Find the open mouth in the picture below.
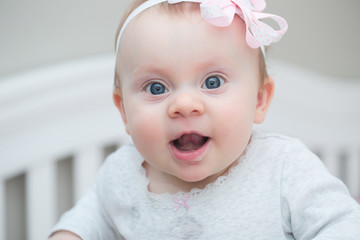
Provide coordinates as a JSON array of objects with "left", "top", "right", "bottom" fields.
[{"left": 172, "top": 133, "right": 209, "bottom": 152}]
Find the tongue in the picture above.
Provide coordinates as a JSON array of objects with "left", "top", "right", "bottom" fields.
[{"left": 174, "top": 134, "right": 207, "bottom": 151}]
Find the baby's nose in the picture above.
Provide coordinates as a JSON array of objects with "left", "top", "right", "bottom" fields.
[{"left": 167, "top": 92, "right": 205, "bottom": 118}]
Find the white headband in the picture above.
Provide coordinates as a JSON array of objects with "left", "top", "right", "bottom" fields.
[{"left": 115, "top": 0, "right": 288, "bottom": 56}]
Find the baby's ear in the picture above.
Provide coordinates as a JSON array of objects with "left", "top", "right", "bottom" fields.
[
  {"left": 113, "top": 90, "right": 130, "bottom": 135},
  {"left": 254, "top": 76, "right": 274, "bottom": 124}
]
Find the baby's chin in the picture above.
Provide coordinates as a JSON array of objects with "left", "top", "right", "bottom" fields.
[{"left": 173, "top": 168, "right": 226, "bottom": 190}]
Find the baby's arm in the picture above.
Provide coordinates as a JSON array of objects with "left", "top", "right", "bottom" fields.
[
  {"left": 49, "top": 230, "right": 82, "bottom": 240},
  {"left": 49, "top": 185, "right": 118, "bottom": 240},
  {"left": 281, "top": 143, "right": 360, "bottom": 239}
]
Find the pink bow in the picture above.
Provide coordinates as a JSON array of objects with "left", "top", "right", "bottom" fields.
[
  {"left": 173, "top": 194, "right": 190, "bottom": 211},
  {"left": 116, "top": 0, "right": 288, "bottom": 54},
  {"left": 198, "top": 0, "right": 288, "bottom": 48}
]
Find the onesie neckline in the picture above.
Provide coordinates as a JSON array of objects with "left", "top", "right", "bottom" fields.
[{"left": 134, "top": 132, "right": 258, "bottom": 209}]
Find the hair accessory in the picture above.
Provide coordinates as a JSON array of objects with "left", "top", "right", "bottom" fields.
[{"left": 116, "top": 0, "right": 288, "bottom": 55}]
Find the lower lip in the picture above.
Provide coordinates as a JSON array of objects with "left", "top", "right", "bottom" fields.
[{"left": 169, "top": 139, "right": 210, "bottom": 162}]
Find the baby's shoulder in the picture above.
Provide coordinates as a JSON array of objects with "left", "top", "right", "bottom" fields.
[
  {"left": 250, "top": 131, "right": 324, "bottom": 173},
  {"left": 105, "top": 144, "right": 140, "bottom": 164},
  {"left": 96, "top": 144, "right": 144, "bottom": 190},
  {"left": 92, "top": 144, "right": 146, "bottom": 210},
  {"left": 101, "top": 144, "right": 142, "bottom": 174},
  {"left": 251, "top": 131, "right": 310, "bottom": 156}
]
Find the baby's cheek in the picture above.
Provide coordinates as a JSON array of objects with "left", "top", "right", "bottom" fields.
[
  {"left": 128, "top": 114, "right": 164, "bottom": 153},
  {"left": 217, "top": 108, "right": 253, "bottom": 147}
]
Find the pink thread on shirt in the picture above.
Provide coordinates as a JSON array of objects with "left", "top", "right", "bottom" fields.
[{"left": 173, "top": 194, "right": 190, "bottom": 211}]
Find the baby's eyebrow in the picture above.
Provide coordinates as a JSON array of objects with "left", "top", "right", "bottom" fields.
[
  {"left": 129, "top": 65, "right": 173, "bottom": 84},
  {"left": 132, "top": 65, "right": 168, "bottom": 76}
]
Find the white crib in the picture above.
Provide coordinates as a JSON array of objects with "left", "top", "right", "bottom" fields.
[{"left": 0, "top": 55, "right": 359, "bottom": 240}]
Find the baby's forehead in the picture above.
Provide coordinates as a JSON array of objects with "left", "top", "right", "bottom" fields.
[{"left": 117, "top": 7, "right": 258, "bottom": 77}]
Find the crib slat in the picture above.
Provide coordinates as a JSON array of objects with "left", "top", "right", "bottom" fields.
[
  {"left": 0, "top": 181, "right": 5, "bottom": 240},
  {"left": 322, "top": 147, "right": 341, "bottom": 179},
  {"left": 346, "top": 147, "right": 360, "bottom": 197},
  {"left": 26, "top": 161, "right": 56, "bottom": 240},
  {"left": 74, "top": 147, "right": 103, "bottom": 201}
]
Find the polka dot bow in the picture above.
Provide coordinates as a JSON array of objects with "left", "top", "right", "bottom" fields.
[{"left": 197, "top": 0, "right": 288, "bottom": 48}]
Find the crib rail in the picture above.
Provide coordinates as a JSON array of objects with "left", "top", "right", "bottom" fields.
[
  {"left": 0, "top": 55, "right": 131, "bottom": 239},
  {"left": 0, "top": 55, "right": 359, "bottom": 240}
]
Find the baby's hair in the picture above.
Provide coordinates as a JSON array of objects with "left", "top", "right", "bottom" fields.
[{"left": 114, "top": 0, "right": 268, "bottom": 92}]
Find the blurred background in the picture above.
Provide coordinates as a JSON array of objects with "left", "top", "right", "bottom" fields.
[
  {"left": 1, "top": 0, "right": 360, "bottom": 79},
  {"left": 0, "top": 0, "right": 359, "bottom": 239}
]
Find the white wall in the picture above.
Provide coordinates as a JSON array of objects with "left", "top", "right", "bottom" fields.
[
  {"left": 1, "top": 0, "right": 360, "bottom": 79},
  {"left": 267, "top": 0, "right": 360, "bottom": 79}
]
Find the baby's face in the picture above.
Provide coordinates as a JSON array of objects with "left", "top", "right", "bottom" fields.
[{"left": 115, "top": 6, "right": 271, "bottom": 188}]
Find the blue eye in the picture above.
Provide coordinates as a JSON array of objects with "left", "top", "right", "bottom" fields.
[
  {"left": 146, "top": 82, "right": 168, "bottom": 95},
  {"left": 202, "top": 76, "right": 224, "bottom": 89}
]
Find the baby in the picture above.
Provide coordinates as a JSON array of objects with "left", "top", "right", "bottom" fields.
[{"left": 49, "top": 0, "right": 360, "bottom": 239}]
